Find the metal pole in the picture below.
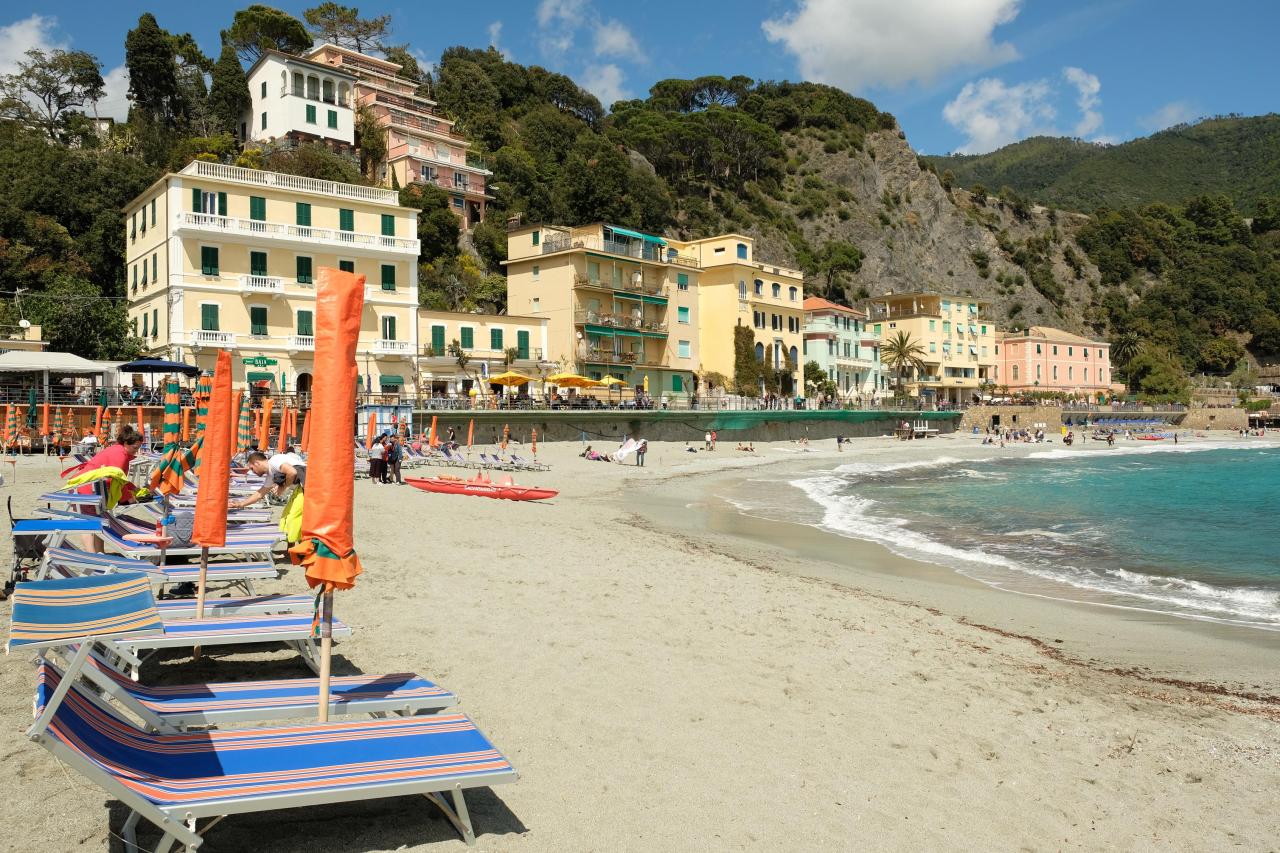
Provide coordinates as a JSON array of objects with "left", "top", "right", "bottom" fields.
[
  {"left": 193, "top": 545, "right": 209, "bottom": 660},
  {"left": 317, "top": 588, "right": 334, "bottom": 722}
]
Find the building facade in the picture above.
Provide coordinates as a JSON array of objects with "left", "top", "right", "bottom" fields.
[
  {"left": 801, "top": 297, "right": 884, "bottom": 400},
  {"left": 673, "top": 234, "right": 805, "bottom": 396},
  {"left": 994, "top": 326, "right": 1113, "bottom": 395},
  {"left": 243, "top": 50, "right": 356, "bottom": 149},
  {"left": 306, "top": 44, "right": 492, "bottom": 227},
  {"left": 504, "top": 223, "right": 702, "bottom": 398},
  {"left": 123, "top": 161, "right": 421, "bottom": 396},
  {"left": 867, "top": 292, "right": 996, "bottom": 405},
  {"left": 417, "top": 310, "right": 550, "bottom": 397}
]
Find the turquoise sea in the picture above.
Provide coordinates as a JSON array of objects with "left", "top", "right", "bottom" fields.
[{"left": 773, "top": 444, "right": 1280, "bottom": 630}]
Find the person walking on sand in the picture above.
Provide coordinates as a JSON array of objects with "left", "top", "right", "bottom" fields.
[
  {"left": 635, "top": 438, "right": 648, "bottom": 467},
  {"left": 710, "top": 430, "right": 718, "bottom": 450},
  {"left": 368, "top": 434, "right": 385, "bottom": 482},
  {"left": 704, "top": 431, "right": 711, "bottom": 450}
]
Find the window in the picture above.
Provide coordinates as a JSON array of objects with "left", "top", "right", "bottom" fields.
[
  {"left": 531, "top": 230, "right": 539, "bottom": 246},
  {"left": 677, "top": 306, "right": 690, "bottom": 324},
  {"left": 713, "top": 246, "right": 725, "bottom": 255},
  {"left": 151, "top": 252, "right": 158, "bottom": 283},
  {"left": 771, "top": 283, "right": 781, "bottom": 298},
  {"left": 929, "top": 320, "right": 936, "bottom": 331},
  {"left": 587, "top": 260, "right": 600, "bottom": 282},
  {"left": 452, "top": 196, "right": 463, "bottom": 209},
  {"left": 1012, "top": 365, "right": 1019, "bottom": 380},
  {"left": 151, "top": 309, "right": 158, "bottom": 338},
  {"left": 130, "top": 213, "right": 136, "bottom": 242},
  {"left": 381, "top": 264, "right": 396, "bottom": 291},
  {"left": 327, "top": 109, "right": 338, "bottom": 129},
  {"left": 339, "top": 208, "right": 354, "bottom": 232},
  {"left": 250, "top": 305, "right": 268, "bottom": 336},
  {"left": 261, "top": 81, "right": 267, "bottom": 98},
  {"left": 382, "top": 316, "right": 397, "bottom": 340},
  {"left": 460, "top": 326, "right": 474, "bottom": 349},
  {"left": 942, "top": 300, "right": 950, "bottom": 311},
  {"left": 339, "top": 260, "right": 354, "bottom": 273},
  {"left": 874, "top": 323, "right": 881, "bottom": 335},
  {"left": 1068, "top": 346, "right": 1073, "bottom": 356},
  {"left": 200, "top": 304, "right": 219, "bottom": 331},
  {"left": 250, "top": 196, "right": 266, "bottom": 221},
  {"left": 431, "top": 324, "right": 445, "bottom": 353},
  {"left": 1035, "top": 344, "right": 1042, "bottom": 354},
  {"left": 296, "top": 310, "right": 313, "bottom": 337},
  {"left": 788, "top": 286, "right": 798, "bottom": 301},
  {"left": 380, "top": 214, "right": 395, "bottom": 237},
  {"left": 1052, "top": 345, "right": 1058, "bottom": 355},
  {"left": 736, "top": 243, "right": 747, "bottom": 259},
  {"left": 677, "top": 273, "right": 689, "bottom": 291},
  {"left": 150, "top": 199, "right": 155, "bottom": 227},
  {"left": 296, "top": 256, "right": 313, "bottom": 284},
  {"left": 490, "top": 328, "right": 503, "bottom": 351},
  {"left": 296, "top": 202, "right": 311, "bottom": 227},
  {"left": 678, "top": 340, "right": 691, "bottom": 359},
  {"left": 942, "top": 321, "right": 951, "bottom": 333},
  {"left": 131, "top": 265, "right": 137, "bottom": 290},
  {"left": 738, "top": 280, "right": 747, "bottom": 299},
  {"left": 192, "top": 189, "right": 226, "bottom": 216},
  {"left": 754, "top": 279, "right": 763, "bottom": 295},
  {"left": 142, "top": 312, "right": 148, "bottom": 337},
  {"left": 754, "top": 342, "right": 764, "bottom": 362},
  {"left": 261, "top": 112, "right": 267, "bottom": 130},
  {"left": 1036, "top": 365, "right": 1042, "bottom": 380},
  {"left": 980, "top": 325, "right": 987, "bottom": 335},
  {"left": 141, "top": 258, "right": 147, "bottom": 284},
  {"left": 200, "top": 246, "right": 219, "bottom": 276},
  {"left": 930, "top": 342, "right": 936, "bottom": 353},
  {"left": 532, "top": 265, "right": 540, "bottom": 280},
  {"left": 139, "top": 209, "right": 145, "bottom": 236},
  {"left": 305, "top": 104, "right": 316, "bottom": 124},
  {"left": 1068, "top": 366, "right": 1074, "bottom": 380},
  {"left": 250, "top": 251, "right": 268, "bottom": 277},
  {"left": 517, "top": 330, "right": 530, "bottom": 359},
  {"left": 1097, "top": 348, "right": 1103, "bottom": 359},
  {"left": 1052, "top": 365, "right": 1058, "bottom": 380},
  {"left": 531, "top": 297, "right": 540, "bottom": 312},
  {"left": 673, "top": 374, "right": 684, "bottom": 392}
]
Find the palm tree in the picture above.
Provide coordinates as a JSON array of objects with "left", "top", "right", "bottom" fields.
[
  {"left": 881, "top": 331, "right": 927, "bottom": 400},
  {"left": 1110, "top": 331, "right": 1144, "bottom": 393}
]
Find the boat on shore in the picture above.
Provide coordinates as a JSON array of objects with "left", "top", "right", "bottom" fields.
[{"left": 405, "top": 475, "right": 558, "bottom": 502}]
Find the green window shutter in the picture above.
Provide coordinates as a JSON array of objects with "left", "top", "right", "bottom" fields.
[
  {"left": 297, "top": 310, "right": 313, "bottom": 337},
  {"left": 250, "top": 251, "right": 268, "bottom": 276},
  {"left": 460, "top": 327, "right": 474, "bottom": 349},
  {"left": 296, "top": 202, "right": 311, "bottom": 226},
  {"left": 381, "top": 264, "right": 396, "bottom": 290},
  {"left": 150, "top": 199, "right": 155, "bottom": 226},
  {"left": 250, "top": 306, "right": 267, "bottom": 336},
  {"left": 431, "top": 325, "right": 445, "bottom": 353},
  {"left": 381, "top": 214, "right": 395, "bottom": 236},
  {"left": 296, "top": 256, "right": 312, "bottom": 284},
  {"left": 250, "top": 196, "right": 265, "bottom": 221},
  {"left": 306, "top": 104, "right": 316, "bottom": 123},
  {"left": 327, "top": 109, "right": 337, "bottom": 129},
  {"left": 151, "top": 309, "right": 158, "bottom": 338},
  {"left": 382, "top": 316, "right": 396, "bottom": 340},
  {"left": 192, "top": 188, "right": 201, "bottom": 213},
  {"left": 490, "top": 328, "right": 503, "bottom": 351},
  {"left": 152, "top": 252, "right": 158, "bottom": 282},
  {"left": 531, "top": 230, "right": 539, "bottom": 246},
  {"left": 339, "top": 208, "right": 354, "bottom": 231},
  {"left": 677, "top": 272, "right": 688, "bottom": 288},
  {"left": 517, "top": 330, "right": 529, "bottom": 359},
  {"left": 217, "top": 192, "right": 227, "bottom": 216},
  {"left": 672, "top": 375, "right": 683, "bottom": 392},
  {"left": 200, "top": 246, "right": 219, "bottom": 276},
  {"left": 339, "top": 260, "right": 354, "bottom": 273},
  {"left": 677, "top": 306, "right": 689, "bottom": 324},
  {"left": 142, "top": 312, "right": 148, "bottom": 337},
  {"left": 201, "top": 304, "right": 219, "bottom": 331}
]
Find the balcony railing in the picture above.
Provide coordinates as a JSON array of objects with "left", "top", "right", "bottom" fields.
[
  {"left": 287, "top": 335, "right": 315, "bottom": 352},
  {"left": 240, "top": 274, "right": 285, "bottom": 295},
  {"left": 542, "top": 235, "right": 698, "bottom": 268},
  {"left": 580, "top": 350, "right": 664, "bottom": 368},
  {"left": 572, "top": 273, "right": 668, "bottom": 299},
  {"left": 574, "top": 310, "right": 668, "bottom": 335},
  {"left": 419, "top": 347, "right": 544, "bottom": 361},
  {"left": 280, "top": 86, "right": 353, "bottom": 109},
  {"left": 190, "top": 330, "right": 236, "bottom": 348},
  {"left": 181, "top": 160, "right": 398, "bottom": 204},
  {"left": 364, "top": 284, "right": 412, "bottom": 301},
  {"left": 372, "top": 339, "right": 412, "bottom": 356},
  {"left": 176, "top": 212, "right": 420, "bottom": 255}
]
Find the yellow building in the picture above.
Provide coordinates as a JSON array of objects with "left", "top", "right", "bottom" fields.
[
  {"left": 124, "top": 160, "right": 421, "bottom": 396},
  {"left": 503, "top": 223, "right": 701, "bottom": 397},
  {"left": 417, "top": 310, "right": 550, "bottom": 397},
  {"left": 669, "top": 234, "right": 804, "bottom": 394},
  {"left": 866, "top": 291, "right": 997, "bottom": 405}
]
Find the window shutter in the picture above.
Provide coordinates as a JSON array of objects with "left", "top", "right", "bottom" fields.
[
  {"left": 517, "top": 331, "right": 529, "bottom": 359},
  {"left": 142, "top": 313, "right": 148, "bottom": 337},
  {"left": 327, "top": 110, "right": 337, "bottom": 129},
  {"left": 201, "top": 304, "right": 218, "bottom": 331},
  {"left": 150, "top": 199, "right": 156, "bottom": 226},
  {"left": 217, "top": 192, "right": 227, "bottom": 216},
  {"left": 296, "top": 202, "right": 311, "bottom": 226},
  {"left": 381, "top": 214, "right": 395, "bottom": 236},
  {"left": 250, "top": 196, "right": 265, "bottom": 221},
  {"left": 251, "top": 306, "right": 267, "bottom": 336},
  {"left": 381, "top": 264, "right": 396, "bottom": 290},
  {"left": 431, "top": 325, "right": 445, "bottom": 353},
  {"left": 383, "top": 316, "right": 396, "bottom": 340},
  {"left": 490, "top": 328, "right": 503, "bottom": 351},
  {"left": 201, "top": 246, "right": 219, "bottom": 276},
  {"left": 339, "top": 260, "right": 354, "bottom": 273},
  {"left": 339, "top": 208, "right": 354, "bottom": 231},
  {"left": 460, "top": 327, "right": 474, "bottom": 349},
  {"left": 297, "top": 310, "right": 313, "bottom": 337},
  {"left": 250, "top": 251, "right": 267, "bottom": 276},
  {"left": 296, "top": 256, "right": 312, "bottom": 284},
  {"left": 673, "top": 375, "right": 683, "bottom": 392}
]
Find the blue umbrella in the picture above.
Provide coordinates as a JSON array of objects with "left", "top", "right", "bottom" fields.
[{"left": 118, "top": 358, "right": 200, "bottom": 377}]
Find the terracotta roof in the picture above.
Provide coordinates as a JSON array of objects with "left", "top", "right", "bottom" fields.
[{"left": 803, "top": 296, "right": 865, "bottom": 316}]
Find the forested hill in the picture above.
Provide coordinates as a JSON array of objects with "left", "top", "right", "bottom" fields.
[{"left": 924, "top": 115, "right": 1280, "bottom": 215}]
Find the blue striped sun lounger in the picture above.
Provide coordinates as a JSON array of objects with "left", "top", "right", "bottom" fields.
[
  {"left": 9, "top": 573, "right": 516, "bottom": 851},
  {"left": 41, "top": 545, "right": 279, "bottom": 594},
  {"left": 100, "top": 514, "right": 279, "bottom": 562}
]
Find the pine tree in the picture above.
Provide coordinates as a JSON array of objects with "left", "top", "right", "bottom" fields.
[
  {"left": 209, "top": 43, "right": 251, "bottom": 139},
  {"left": 125, "top": 13, "right": 180, "bottom": 126}
]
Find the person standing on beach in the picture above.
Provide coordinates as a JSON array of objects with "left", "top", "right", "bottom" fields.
[
  {"left": 387, "top": 435, "right": 404, "bottom": 484},
  {"left": 636, "top": 439, "right": 648, "bottom": 467},
  {"left": 368, "top": 435, "right": 385, "bottom": 482},
  {"left": 710, "top": 430, "right": 718, "bottom": 450},
  {"left": 704, "top": 431, "right": 712, "bottom": 450}
]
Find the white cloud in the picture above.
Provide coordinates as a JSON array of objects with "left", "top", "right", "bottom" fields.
[
  {"left": 0, "top": 14, "right": 66, "bottom": 75},
  {"left": 1063, "top": 66, "right": 1102, "bottom": 138},
  {"left": 593, "top": 20, "right": 644, "bottom": 62},
  {"left": 487, "top": 20, "right": 511, "bottom": 60},
  {"left": 536, "top": 0, "right": 588, "bottom": 27},
  {"left": 942, "top": 76, "right": 1055, "bottom": 153},
  {"left": 580, "top": 63, "right": 627, "bottom": 107},
  {"left": 1139, "top": 100, "right": 1197, "bottom": 133},
  {"left": 92, "top": 64, "right": 130, "bottom": 121},
  {"left": 762, "top": 0, "right": 1021, "bottom": 91}
]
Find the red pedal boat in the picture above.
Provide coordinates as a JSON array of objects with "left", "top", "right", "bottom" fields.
[{"left": 405, "top": 474, "right": 558, "bottom": 501}]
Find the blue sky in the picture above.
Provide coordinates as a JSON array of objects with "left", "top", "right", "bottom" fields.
[{"left": 2, "top": 1, "right": 1276, "bottom": 154}]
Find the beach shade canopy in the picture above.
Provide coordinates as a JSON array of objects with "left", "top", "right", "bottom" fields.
[
  {"left": 546, "top": 373, "right": 604, "bottom": 388},
  {"left": 488, "top": 371, "right": 532, "bottom": 387},
  {"left": 148, "top": 376, "right": 190, "bottom": 496},
  {"left": 286, "top": 267, "right": 365, "bottom": 722},
  {"left": 118, "top": 358, "right": 200, "bottom": 377}
]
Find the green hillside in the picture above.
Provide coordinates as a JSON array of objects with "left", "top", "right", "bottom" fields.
[{"left": 926, "top": 115, "right": 1280, "bottom": 214}]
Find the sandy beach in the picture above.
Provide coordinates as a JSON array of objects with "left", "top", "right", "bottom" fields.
[{"left": 2, "top": 432, "right": 1278, "bottom": 852}]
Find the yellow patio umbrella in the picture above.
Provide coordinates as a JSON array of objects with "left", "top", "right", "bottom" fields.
[
  {"left": 597, "top": 376, "right": 626, "bottom": 386},
  {"left": 488, "top": 370, "right": 532, "bottom": 386},
  {"left": 546, "top": 372, "right": 605, "bottom": 388}
]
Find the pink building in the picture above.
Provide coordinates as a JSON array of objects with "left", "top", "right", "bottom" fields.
[
  {"left": 995, "top": 326, "right": 1113, "bottom": 395},
  {"left": 306, "top": 44, "right": 492, "bottom": 228}
]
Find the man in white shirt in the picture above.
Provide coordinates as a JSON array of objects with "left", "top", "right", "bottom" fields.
[{"left": 230, "top": 451, "right": 306, "bottom": 509}]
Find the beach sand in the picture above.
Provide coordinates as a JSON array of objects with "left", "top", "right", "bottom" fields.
[{"left": 1, "top": 434, "right": 1277, "bottom": 851}]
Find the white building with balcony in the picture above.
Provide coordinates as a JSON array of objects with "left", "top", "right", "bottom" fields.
[
  {"left": 243, "top": 50, "right": 356, "bottom": 149},
  {"left": 801, "top": 296, "right": 885, "bottom": 402}
]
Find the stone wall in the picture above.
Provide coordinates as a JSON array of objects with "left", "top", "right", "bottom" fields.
[
  {"left": 958, "top": 405, "right": 1249, "bottom": 433},
  {"left": 1180, "top": 408, "right": 1247, "bottom": 431}
]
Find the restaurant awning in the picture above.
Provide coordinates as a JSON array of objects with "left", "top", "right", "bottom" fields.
[
  {"left": 246, "top": 371, "right": 274, "bottom": 382},
  {"left": 0, "top": 350, "right": 106, "bottom": 374},
  {"left": 608, "top": 226, "right": 666, "bottom": 246},
  {"left": 379, "top": 374, "right": 405, "bottom": 385}
]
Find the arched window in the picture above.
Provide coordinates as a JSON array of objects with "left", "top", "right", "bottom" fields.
[
  {"left": 753, "top": 279, "right": 763, "bottom": 295},
  {"left": 754, "top": 342, "right": 765, "bottom": 363},
  {"left": 1012, "top": 365, "right": 1019, "bottom": 381},
  {"left": 771, "top": 283, "right": 781, "bottom": 298},
  {"left": 788, "top": 286, "right": 798, "bottom": 301},
  {"left": 1068, "top": 366, "right": 1073, "bottom": 381},
  {"left": 338, "top": 82, "right": 350, "bottom": 107},
  {"left": 322, "top": 79, "right": 335, "bottom": 104},
  {"left": 1036, "top": 365, "right": 1042, "bottom": 381},
  {"left": 788, "top": 346, "right": 798, "bottom": 367},
  {"left": 736, "top": 243, "right": 747, "bottom": 259},
  {"left": 292, "top": 72, "right": 303, "bottom": 96},
  {"left": 306, "top": 75, "right": 320, "bottom": 100}
]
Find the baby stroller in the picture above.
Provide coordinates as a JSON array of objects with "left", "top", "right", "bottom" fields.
[{"left": 5, "top": 496, "right": 48, "bottom": 600}]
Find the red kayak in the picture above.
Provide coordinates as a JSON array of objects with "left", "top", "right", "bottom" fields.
[{"left": 405, "top": 475, "right": 558, "bottom": 501}]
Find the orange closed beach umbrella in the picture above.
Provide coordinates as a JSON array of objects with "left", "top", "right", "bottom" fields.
[
  {"left": 277, "top": 402, "right": 290, "bottom": 453},
  {"left": 428, "top": 415, "right": 439, "bottom": 448},
  {"left": 466, "top": 418, "right": 474, "bottom": 449},
  {"left": 531, "top": 427, "right": 537, "bottom": 457},
  {"left": 300, "top": 408, "right": 311, "bottom": 454},
  {"left": 181, "top": 407, "right": 192, "bottom": 442},
  {"left": 135, "top": 405, "right": 144, "bottom": 436},
  {"left": 258, "top": 396, "right": 273, "bottom": 452},
  {"left": 287, "top": 267, "right": 365, "bottom": 721},
  {"left": 192, "top": 350, "right": 233, "bottom": 636},
  {"left": 39, "top": 403, "right": 49, "bottom": 437},
  {"left": 365, "top": 411, "right": 376, "bottom": 450}
]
